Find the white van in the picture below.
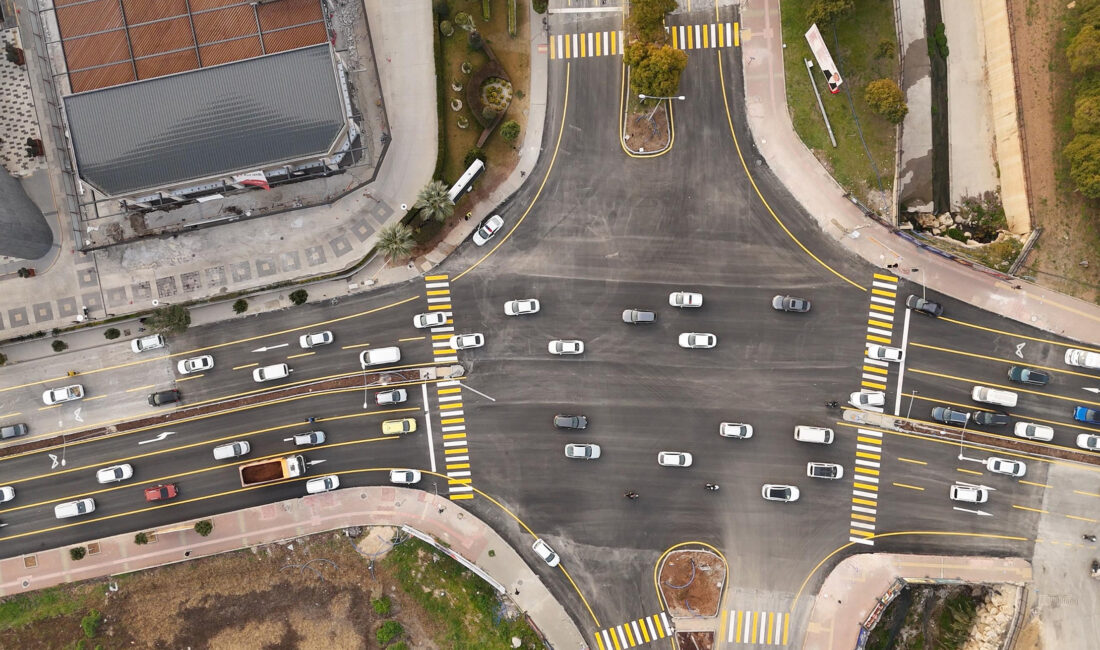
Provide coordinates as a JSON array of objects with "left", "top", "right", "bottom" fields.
[
  {"left": 971, "top": 386, "right": 1018, "bottom": 408},
  {"left": 130, "top": 334, "right": 166, "bottom": 353},
  {"left": 55, "top": 497, "right": 96, "bottom": 519},
  {"left": 1065, "top": 348, "right": 1100, "bottom": 369},
  {"left": 252, "top": 363, "right": 290, "bottom": 383},
  {"left": 794, "top": 426, "right": 834, "bottom": 444},
  {"left": 360, "top": 346, "right": 401, "bottom": 368},
  {"left": 213, "top": 441, "right": 251, "bottom": 460}
]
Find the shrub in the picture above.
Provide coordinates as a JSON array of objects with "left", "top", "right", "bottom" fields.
[
  {"left": 629, "top": 0, "right": 677, "bottom": 42},
  {"left": 51, "top": 340, "right": 68, "bottom": 352},
  {"left": 500, "top": 120, "right": 520, "bottom": 141},
  {"left": 103, "top": 328, "right": 121, "bottom": 340},
  {"left": 70, "top": 547, "right": 87, "bottom": 561},
  {"left": 864, "top": 78, "right": 908, "bottom": 124},
  {"left": 440, "top": 20, "right": 454, "bottom": 37},
  {"left": 532, "top": 0, "right": 547, "bottom": 14},
  {"left": 194, "top": 520, "right": 213, "bottom": 537},
  {"left": 145, "top": 304, "right": 191, "bottom": 335},
  {"left": 1068, "top": 24, "right": 1100, "bottom": 75},
  {"left": 874, "top": 39, "right": 896, "bottom": 59},
  {"left": 463, "top": 146, "right": 486, "bottom": 168},
  {"left": 1073, "top": 94, "right": 1100, "bottom": 135},
  {"left": 288, "top": 289, "right": 308, "bottom": 306},
  {"left": 467, "top": 30, "right": 484, "bottom": 51},
  {"left": 1064, "top": 133, "right": 1100, "bottom": 198},
  {"left": 931, "top": 22, "right": 949, "bottom": 58},
  {"left": 508, "top": 0, "right": 517, "bottom": 36},
  {"left": 376, "top": 620, "right": 404, "bottom": 645},
  {"left": 134, "top": 532, "right": 149, "bottom": 545},
  {"left": 371, "top": 595, "right": 392, "bottom": 615},
  {"left": 81, "top": 609, "right": 102, "bottom": 638},
  {"left": 806, "top": 0, "right": 854, "bottom": 26},
  {"left": 232, "top": 298, "right": 248, "bottom": 314},
  {"left": 945, "top": 228, "right": 967, "bottom": 242},
  {"left": 389, "top": 643, "right": 409, "bottom": 650},
  {"left": 0, "top": 353, "right": 6, "bottom": 366}
]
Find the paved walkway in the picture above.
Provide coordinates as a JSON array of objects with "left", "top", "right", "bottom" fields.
[{"left": 0, "top": 486, "right": 586, "bottom": 649}]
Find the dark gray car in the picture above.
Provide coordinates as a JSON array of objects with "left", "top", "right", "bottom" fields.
[
  {"left": 1007, "top": 366, "right": 1050, "bottom": 386},
  {"left": 553, "top": 415, "right": 588, "bottom": 430},
  {"left": 931, "top": 406, "right": 970, "bottom": 426},
  {"left": 0, "top": 423, "right": 28, "bottom": 439},
  {"left": 972, "top": 410, "right": 1010, "bottom": 427},
  {"left": 906, "top": 295, "right": 943, "bottom": 317}
]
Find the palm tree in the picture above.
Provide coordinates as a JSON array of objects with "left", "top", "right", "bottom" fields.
[
  {"left": 414, "top": 180, "right": 455, "bottom": 223},
  {"left": 376, "top": 223, "right": 415, "bottom": 262}
]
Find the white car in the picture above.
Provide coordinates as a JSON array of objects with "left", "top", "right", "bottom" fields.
[
  {"left": 1065, "top": 348, "right": 1100, "bottom": 369},
  {"left": 762, "top": 484, "right": 800, "bottom": 502},
  {"left": 1013, "top": 422, "right": 1054, "bottom": 442},
  {"left": 806, "top": 462, "right": 844, "bottom": 480},
  {"left": 177, "top": 355, "right": 214, "bottom": 374},
  {"left": 0, "top": 486, "right": 14, "bottom": 503},
  {"left": 413, "top": 312, "right": 448, "bottom": 328},
  {"left": 253, "top": 363, "right": 291, "bottom": 383},
  {"left": 293, "top": 431, "right": 325, "bottom": 446},
  {"left": 130, "top": 334, "right": 165, "bottom": 353},
  {"left": 472, "top": 214, "right": 504, "bottom": 246},
  {"left": 389, "top": 469, "right": 422, "bottom": 484},
  {"left": 449, "top": 333, "right": 485, "bottom": 350},
  {"left": 849, "top": 391, "right": 885, "bottom": 409},
  {"left": 42, "top": 385, "right": 84, "bottom": 405},
  {"left": 531, "top": 538, "right": 560, "bottom": 567},
  {"left": 719, "top": 422, "right": 753, "bottom": 439},
  {"left": 678, "top": 332, "right": 717, "bottom": 349},
  {"left": 504, "top": 299, "right": 540, "bottom": 316},
  {"left": 668, "top": 291, "right": 703, "bottom": 308},
  {"left": 96, "top": 464, "right": 134, "bottom": 484},
  {"left": 985, "top": 457, "right": 1026, "bottom": 477},
  {"left": 866, "top": 344, "right": 903, "bottom": 363},
  {"left": 298, "top": 331, "right": 333, "bottom": 348},
  {"left": 306, "top": 475, "right": 340, "bottom": 494},
  {"left": 548, "top": 339, "right": 584, "bottom": 355},
  {"left": 376, "top": 389, "right": 408, "bottom": 405},
  {"left": 657, "top": 451, "right": 693, "bottom": 467},
  {"left": 950, "top": 484, "right": 988, "bottom": 504},
  {"left": 564, "top": 443, "right": 602, "bottom": 459},
  {"left": 1076, "top": 434, "right": 1100, "bottom": 451}
]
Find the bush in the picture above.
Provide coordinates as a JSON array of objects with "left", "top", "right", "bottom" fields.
[
  {"left": 103, "top": 328, "right": 120, "bottom": 340},
  {"left": 508, "top": 0, "right": 517, "bottom": 37},
  {"left": 874, "top": 39, "right": 896, "bottom": 59},
  {"left": 388, "top": 643, "right": 409, "bottom": 650},
  {"left": 440, "top": 20, "right": 453, "bottom": 37},
  {"left": 0, "top": 353, "right": 6, "bottom": 366},
  {"left": 232, "top": 298, "right": 248, "bottom": 314},
  {"left": 194, "top": 520, "right": 213, "bottom": 537},
  {"left": 864, "top": 78, "right": 908, "bottom": 124},
  {"left": 626, "top": 43, "right": 688, "bottom": 98},
  {"left": 81, "top": 609, "right": 102, "bottom": 638},
  {"left": 51, "top": 340, "right": 68, "bottom": 352},
  {"left": 463, "top": 146, "right": 486, "bottom": 168},
  {"left": 70, "top": 547, "right": 86, "bottom": 561},
  {"left": 467, "top": 30, "right": 484, "bottom": 51},
  {"left": 1073, "top": 94, "right": 1100, "bottom": 135},
  {"left": 376, "top": 620, "right": 404, "bottom": 645},
  {"left": 499, "top": 120, "right": 520, "bottom": 142},
  {"left": 1068, "top": 24, "right": 1100, "bottom": 75},
  {"left": 532, "top": 0, "right": 547, "bottom": 14},
  {"left": 134, "top": 532, "right": 148, "bottom": 545},
  {"left": 1064, "top": 133, "right": 1100, "bottom": 198},
  {"left": 371, "top": 595, "right": 392, "bottom": 615},
  {"left": 629, "top": 0, "right": 677, "bottom": 42},
  {"left": 931, "top": 22, "right": 949, "bottom": 58},
  {"left": 145, "top": 304, "right": 191, "bottom": 335},
  {"left": 482, "top": 0, "right": 491, "bottom": 21},
  {"left": 806, "top": 0, "right": 854, "bottom": 26},
  {"left": 288, "top": 289, "right": 309, "bottom": 306}
]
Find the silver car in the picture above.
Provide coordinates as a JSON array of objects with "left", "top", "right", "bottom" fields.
[
  {"left": 771, "top": 295, "right": 811, "bottom": 312},
  {"left": 376, "top": 389, "right": 408, "bottom": 405},
  {"left": 564, "top": 443, "right": 602, "bottom": 460}
]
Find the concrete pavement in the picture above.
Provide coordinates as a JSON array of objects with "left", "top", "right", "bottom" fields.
[{"left": 0, "top": 485, "right": 587, "bottom": 649}]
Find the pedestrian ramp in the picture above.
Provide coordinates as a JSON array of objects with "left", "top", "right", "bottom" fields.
[
  {"left": 593, "top": 612, "right": 673, "bottom": 649},
  {"left": 548, "top": 22, "right": 737, "bottom": 60},
  {"left": 722, "top": 609, "right": 790, "bottom": 645}
]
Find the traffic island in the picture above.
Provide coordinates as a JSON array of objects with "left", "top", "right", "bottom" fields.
[{"left": 658, "top": 548, "right": 726, "bottom": 617}]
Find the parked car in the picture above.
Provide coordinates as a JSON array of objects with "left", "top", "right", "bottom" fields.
[
  {"left": 971, "top": 386, "right": 1018, "bottom": 407},
  {"left": 771, "top": 295, "right": 811, "bottom": 312},
  {"left": 985, "top": 457, "right": 1026, "bottom": 477},
  {"left": 376, "top": 389, "right": 408, "bottom": 405},
  {"left": 622, "top": 309, "right": 656, "bottom": 324},
  {"left": 1065, "top": 348, "right": 1100, "bottom": 369},
  {"left": 177, "top": 355, "right": 214, "bottom": 374},
  {"left": 849, "top": 391, "right": 885, "bottom": 409},
  {"left": 950, "top": 484, "right": 989, "bottom": 504},
  {"left": 144, "top": 484, "right": 179, "bottom": 501},
  {"left": 866, "top": 344, "right": 904, "bottom": 363},
  {"left": 305, "top": 475, "right": 340, "bottom": 494},
  {"left": 905, "top": 295, "right": 943, "bottom": 317},
  {"left": 719, "top": 422, "right": 753, "bottom": 439},
  {"left": 657, "top": 451, "right": 693, "bottom": 467},
  {"left": 449, "top": 333, "right": 485, "bottom": 350},
  {"left": 1076, "top": 434, "right": 1100, "bottom": 451},
  {"left": 298, "top": 331, "right": 333, "bottom": 348},
  {"left": 761, "top": 484, "right": 800, "bottom": 502},
  {"left": 931, "top": 407, "right": 970, "bottom": 426},
  {"left": 1073, "top": 406, "right": 1100, "bottom": 425},
  {"left": 472, "top": 214, "right": 504, "bottom": 246},
  {"left": 413, "top": 312, "right": 447, "bottom": 328},
  {"left": 96, "top": 464, "right": 134, "bottom": 484},
  {"left": 130, "top": 334, "right": 165, "bottom": 353},
  {"left": 564, "top": 443, "right": 602, "bottom": 460},
  {"left": 668, "top": 291, "right": 703, "bottom": 308},
  {"left": 548, "top": 339, "right": 584, "bottom": 355},
  {"left": 389, "top": 469, "right": 422, "bottom": 484},
  {"left": 531, "top": 538, "right": 560, "bottom": 567},
  {"left": 0, "top": 423, "right": 28, "bottom": 439},
  {"left": 806, "top": 462, "right": 844, "bottom": 480},
  {"left": 148, "top": 389, "right": 181, "bottom": 406},
  {"left": 678, "top": 332, "right": 717, "bottom": 349},
  {"left": 293, "top": 431, "right": 325, "bottom": 446},
  {"left": 42, "top": 385, "right": 84, "bottom": 405},
  {"left": 1007, "top": 366, "right": 1050, "bottom": 386},
  {"left": 971, "top": 410, "right": 1010, "bottom": 427},
  {"left": 553, "top": 415, "right": 588, "bottom": 430},
  {"left": 504, "top": 299, "right": 540, "bottom": 316},
  {"left": 1014, "top": 422, "right": 1054, "bottom": 441}
]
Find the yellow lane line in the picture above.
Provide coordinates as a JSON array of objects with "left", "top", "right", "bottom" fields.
[
  {"left": 956, "top": 468, "right": 983, "bottom": 476},
  {"left": 1066, "top": 514, "right": 1100, "bottom": 523},
  {"left": 340, "top": 343, "right": 371, "bottom": 350},
  {"left": 125, "top": 384, "right": 156, "bottom": 393},
  {"left": 892, "top": 482, "right": 924, "bottom": 491},
  {"left": 398, "top": 336, "right": 426, "bottom": 342},
  {"left": 1021, "top": 480, "right": 1052, "bottom": 489},
  {"left": 286, "top": 352, "right": 314, "bottom": 360},
  {"left": 1012, "top": 504, "right": 1048, "bottom": 514},
  {"left": 232, "top": 363, "right": 258, "bottom": 370},
  {"left": 896, "top": 457, "right": 927, "bottom": 465},
  {"left": 1074, "top": 490, "right": 1100, "bottom": 497}
]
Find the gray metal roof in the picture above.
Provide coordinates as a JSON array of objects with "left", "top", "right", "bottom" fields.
[{"left": 64, "top": 45, "right": 346, "bottom": 196}]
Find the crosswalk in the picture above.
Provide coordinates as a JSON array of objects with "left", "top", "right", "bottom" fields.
[
  {"left": 724, "top": 609, "right": 790, "bottom": 645},
  {"left": 594, "top": 612, "right": 673, "bottom": 650},
  {"left": 421, "top": 274, "right": 472, "bottom": 500},
  {"left": 548, "top": 22, "right": 737, "bottom": 60},
  {"left": 849, "top": 272, "right": 901, "bottom": 544}
]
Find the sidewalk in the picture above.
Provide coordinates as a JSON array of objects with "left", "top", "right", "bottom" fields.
[
  {"left": 738, "top": 2, "right": 1100, "bottom": 345},
  {"left": 0, "top": 486, "right": 586, "bottom": 649}
]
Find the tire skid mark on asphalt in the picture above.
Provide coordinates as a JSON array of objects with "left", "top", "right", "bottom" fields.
[{"left": 593, "top": 611, "right": 673, "bottom": 650}]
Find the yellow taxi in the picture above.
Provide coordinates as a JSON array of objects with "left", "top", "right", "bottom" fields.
[{"left": 381, "top": 418, "right": 417, "bottom": 435}]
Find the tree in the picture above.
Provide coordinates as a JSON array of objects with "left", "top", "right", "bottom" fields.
[
  {"left": 288, "top": 289, "right": 309, "bottom": 306},
  {"left": 532, "top": 0, "right": 548, "bottom": 14},
  {"left": 1064, "top": 133, "right": 1100, "bottom": 198},
  {"left": 146, "top": 304, "right": 191, "bottom": 335},
  {"left": 464, "top": 146, "right": 486, "bottom": 169},
  {"left": 134, "top": 532, "right": 149, "bottom": 545},
  {"left": 806, "top": 0, "right": 854, "bottom": 25},
  {"left": 629, "top": 0, "right": 677, "bottom": 42},
  {"left": 627, "top": 43, "right": 688, "bottom": 99},
  {"left": 864, "top": 78, "right": 908, "bottom": 124},
  {"left": 414, "top": 180, "right": 455, "bottom": 223},
  {"left": 232, "top": 298, "right": 249, "bottom": 314},
  {"left": 499, "top": 120, "right": 520, "bottom": 142},
  {"left": 194, "top": 520, "right": 213, "bottom": 536},
  {"left": 376, "top": 223, "right": 415, "bottom": 262},
  {"left": 104, "top": 328, "right": 121, "bottom": 340},
  {"left": 52, "top": 340, "right": 68, "bottom": 352},
  {"left": 1074, "top": 94, "right": 1100, "bottom": 134},
  {"left": 70, "top": 546, "right": 87, "bottom": 561},
  {"left": 1068, "top": 25, "right": 1100, "bottom": 75}
]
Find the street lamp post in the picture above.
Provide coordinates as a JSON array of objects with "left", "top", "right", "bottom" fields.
[
  {"left": 911, "top": 268, "right": 926, "bottom": 300},
  {"left": 638, "top": 93, "right": 686, "bottom": 120},
  {"left": 905, "top": 389, "right": 919, "bottom": 420},
  {"left": 957, "top": 414, "right": 971, "bottom": 460}
]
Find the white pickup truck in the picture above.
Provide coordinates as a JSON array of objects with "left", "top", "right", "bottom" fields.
[{"left": 42, "top": 385, "right": 84, "bottom": 405}]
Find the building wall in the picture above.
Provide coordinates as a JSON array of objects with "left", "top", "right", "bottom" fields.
[{"left": 0, "top": 167, "right": 52, "bottom": 260}]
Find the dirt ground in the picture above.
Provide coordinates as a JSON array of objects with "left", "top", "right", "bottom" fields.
[
  {"left": 676, "top": 630, "right": 714, "bottom": 650},
  {"left": 1007, "top": 0, "right": 1100, "bottom": 304},
  {"left": 659, "top": 550, "right": 725, "bottom": 617},
  {"left": 623, "top": 105, "right": 671, "bottom": 153},
  {"left": 1014, "top": 618, "right": 1043, "bottom": 650},
  {"left": 0, "top": 532, "right": 442, "bottom": 650}
]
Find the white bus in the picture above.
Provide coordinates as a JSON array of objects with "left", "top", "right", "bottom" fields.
[{"left": 447, "top": 159, "right": 485, "bottom": 202}]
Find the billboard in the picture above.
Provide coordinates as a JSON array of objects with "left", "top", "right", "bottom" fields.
[{"left": 805, "top": 23, "right": 843, "bottom": 93}]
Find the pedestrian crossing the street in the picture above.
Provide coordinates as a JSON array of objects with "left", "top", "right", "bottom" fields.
[
  {"left": 548, "top": 22, "right": 737, "bottom": 60},
  {"left": 723, "top": 609, "right": 790, "bottom": 645},
  {"left": 421, "top": 275, "right": 472, "bottom": 500},
  {"left": 593, "top": 612, "right": 673, "bottom": 650}
]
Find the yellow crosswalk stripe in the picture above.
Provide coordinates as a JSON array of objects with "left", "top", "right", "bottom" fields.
[
  {"left": 869, "top": 303, "right": 895, "bottom": 313},
  {"left": 437, "top": 387, "right": 461, "bottom": 394},
  {"left": 450, "top": 493, "right": 473, "bottom": 500},
  {"left": 424, "top": 274, "right": 448, "bottom": 281},
  {"left": 866, "top": 334, "right": 892, "bottom": 344},
  {"left": 441, "top": 432, "right": 466, "bottom": 439},
  {"left": 852, "top": 513, "right": 876, "bottom": 522}
]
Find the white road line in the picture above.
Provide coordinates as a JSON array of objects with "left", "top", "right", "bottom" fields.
[
  {"left": 854, "top": 474, "right": 880, "bottom": 484},
  {"left": 435, "top": 356, "right": 458, "bottom": 363},
  {"left": 870, "top": 296, "right": 895, "bottom": 306},
  {"left": 852, "top": 505, "right": 877, "bottom": 514},
  {"left": 868, "top": 311, "right": 894, "bottom": 321},
  {"left": 426, "top": 297, "right": 451, "bottom": 303},
  {"left": 449, "top": 485, "right": 473, "bottom": 493},
  {"left": 437, "top": 380, "right": 460, "bottom": 387},
  {"left": 851, "top": 521, "right": 876, "bottom": 531},
  {"left": 856, "top": 443, "right": 882, "bottom": 452},
  {"left": 851, "top": 536, "right": 875, "bottom": 545},
  {"left": 872, "top": 280, "right": 897, "bottom": 290},
  {"left": 893, "top": 306, "right": 913, "bottom": 415},
  {"left": 446, "top": 455, "right": 470, "bottom": 462},
  {"left": 423, "top": 383, "right": 436, "bottom": 473},
  {"left": 438, "top": 395, "right": 462, "bottom": 403},
  {"left": 425, "top": 282, "right": 450, "bottom": 289},
  {"left": 853, "top": 490, "right": 879, "bottom": 499},
  {"left": 867, "top": 326, "right": 893, "bottom": 337},
  {"left": 441, "top": 425, "right": 465, "bottom": 432}
]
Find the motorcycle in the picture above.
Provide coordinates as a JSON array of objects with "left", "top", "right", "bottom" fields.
[{"left": 1091, "top": 560, "right": 1100, "bottom": 580}]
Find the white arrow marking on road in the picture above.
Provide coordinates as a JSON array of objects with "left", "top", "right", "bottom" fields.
[
  {"left": 252, "top": 344, "right": 289, "bottom": 353},
  {"left": 1015, "top": 343, "right": 1026, "bottom": 359},
  {"left": 49, "top": 453, "right": 59, "bottom": 469},
  {"left": 1085, "top": 387, "right": 1100, "bottom": 394},
  {"left": 138, "top": 431, "right": 177, "bottom": 445},
  {"left": 305, "top": 459, "right": 326, "bottom": 467},
  {"left": 73, "top": 407, "right": 84, "bottom": 423},
  {"left": 953, "top": 507, "right": 993, "bottom": 516}
]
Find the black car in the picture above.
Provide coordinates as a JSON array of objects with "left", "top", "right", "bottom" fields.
[
  {"left": 553, "top": 414, "right": 588, "bottom": 430},
  {"left": 971, "top": 410, "right": 1010, "bottom": 427},
  {"left": 906, "top": 295, "right": 943, "bottom": 317},
  {"left": 1007, "top": 366, "right": 1051, "bottom": 386},
  {"left": 0, "top": 423, "right": 28, "bottom": 439},
  {"left": 148, "top": 389, "right": 182, "bottom": 406},
  {"left": 931, "top": 406, "right": 970, "bottom": 426}
]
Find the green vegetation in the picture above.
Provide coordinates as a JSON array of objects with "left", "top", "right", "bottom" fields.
[
  {"left": 194, "top": 520, "right": 213, "bottom": 537},
  {"left": 531, "top": 0, "right": 547, "bottom": 14},
  {"left": 103, "top": 328, "right": 120, "bottom": 340},
  {"left": 805, "top": 0, "right": 853, "bottom": 26},
  {"left": 930, "top": 22, "right": 949, "bottom": 58},
  {"left": 482, "top": 0, "right": 491, "bottom": 21},
  {"left": 508, "top": 0, "right": 517, "bottom": 36},
  {"left": 780, "top": 0, "right": 899, "bottom": 206},
  {"left": 627, "top": 0, "right": 676, "bottom": 43},
  {"left": 414, "top": 180, "right": 456, "bottom": 223},
  {"left": 624, "top": 42, "right": 688, "bottom": 98},
  {"left": 80, "top": 610, "right": 102, "bottom": 639},
  {"left": 232, "top": 298, "right": 248, "bottom": 314},
  {"left": 935, "top": 592, "right": 979, "bottom": 649},
  {"left": 69, "top": 547, "right": 86, "bottom": 561},
  {"left": 0, "top": 352, "right": 6, "bottom": 366},
  {"left": 376, "top": 223, "right": 416, "bottom": 262},
  {"left": 0, "top": 588, "right": 88, "bottom": 633},
  {"left": 500, "top": 120, "right": 520, "bottom": 141},
  {"left": 51, "top": 340, "right": 68, "bottom": 352},
  {"left": 956, "top": 191, "right": 1008, "bottom": 241},
  {"left": 864, "top": 78, "right": 908, "bottom": 124},
  {"left": 385, "top": 538, "right": 542, "bottom": 648},
  {"left": 376, "top": 620, "right": 405, "bottom": 645},
  {"left": 371, "top": 595, "right": 392, "bottom": 616},
  {"left": 288, "top": 290, "right": 308, "bottom": 306},
  {"left": 1063, "top": 3, "right": 1100, "bottom": 198},
  {"left": 134, "top": 532, "right": 149, "bottom": 545},
  {"left": 145, "top": 304, "right": 191, "bottom": 335}
]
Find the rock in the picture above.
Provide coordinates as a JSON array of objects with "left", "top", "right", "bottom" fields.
[
  {"left": 955, "top": 214, "right": 967, "bottom": 224},
  {"left": 511, "top": 637, "right": 522, "bottom": 648}
]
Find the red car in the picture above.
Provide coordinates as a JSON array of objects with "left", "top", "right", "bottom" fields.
[{"left": 144, "top": 484, "right": 178, "bottom": 502}]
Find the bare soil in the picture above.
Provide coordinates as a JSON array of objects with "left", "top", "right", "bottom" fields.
[
  {"left": 658, "top": 550, "right": 725, "bottom": 617},
  {"left": 1014, "top": 617, "right": 1043, "bottom": 650},
  {"left": 676, "top": 630, "right": 714, "bottom": 650},
  {"left": 1007, "top": 0, "right": 1100, "bottom": 303},
  {"left": 623, "top": 105, "right": 670, "bottom": 154}
]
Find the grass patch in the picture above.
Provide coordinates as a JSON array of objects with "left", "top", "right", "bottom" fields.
[
  {"left": 0, "top": 587, "right": 89, "bottom": 633},
  {"left": 780, "top": 0, "right": 899, "bottom": 206},
  {"left": 384, "top": 538, "right": 542, "bottom": 649}
]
